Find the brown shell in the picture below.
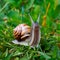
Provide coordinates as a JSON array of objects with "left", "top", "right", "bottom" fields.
[{"left": 13, "top": 24, "right": 31, "bottom": 41}]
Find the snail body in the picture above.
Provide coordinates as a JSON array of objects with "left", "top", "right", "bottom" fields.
[
  {"left": 29, "top": 22, "right": 40, "bottom": 46},
  {"left": 12, "top": 14, "right": 41, "bottom": 47}
]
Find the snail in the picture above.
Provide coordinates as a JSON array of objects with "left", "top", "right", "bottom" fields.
[{"left": 12, "top": 14, "right": 41, "bottom": 47}]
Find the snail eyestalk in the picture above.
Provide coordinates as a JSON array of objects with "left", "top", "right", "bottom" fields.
[
  {"left": 37, "top": 14, "right": 40, "bottom": 23},
  {"left": 28, "top": 14, "right": 34, "bottom": 24}
]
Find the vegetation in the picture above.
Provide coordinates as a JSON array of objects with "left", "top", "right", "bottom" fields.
[{"left": 0, "top": 0, "right": 60, "bottom": 60}]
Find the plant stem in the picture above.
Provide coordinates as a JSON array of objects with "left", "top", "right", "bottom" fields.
[{"left": 0, "top": 2, "right": 9, "bottom": 12}]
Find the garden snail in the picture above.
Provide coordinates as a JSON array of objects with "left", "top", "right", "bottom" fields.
[{"left": 12, "top": 14, "right": 41, "bottom": 47}]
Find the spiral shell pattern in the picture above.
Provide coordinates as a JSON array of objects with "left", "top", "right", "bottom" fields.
[{"left": 13, "top": 24, "right": 31, "bottom": 41}]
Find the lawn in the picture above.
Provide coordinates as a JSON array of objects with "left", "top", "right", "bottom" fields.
[{"left": 0, "top": 0, "right": 60, "bottom": 60}]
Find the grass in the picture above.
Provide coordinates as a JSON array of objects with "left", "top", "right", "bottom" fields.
[{"left": 0, "top": 0, "right": 60, "bottom": 60}]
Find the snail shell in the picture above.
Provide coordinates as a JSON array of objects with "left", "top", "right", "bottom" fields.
[{"left": 13, "top": 24, "right": 31, "bottom": 41}]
